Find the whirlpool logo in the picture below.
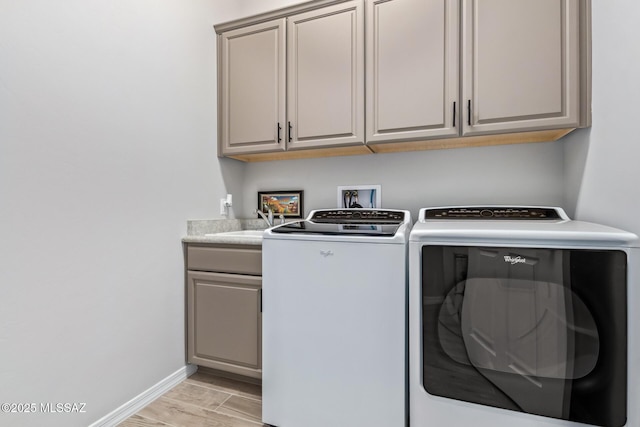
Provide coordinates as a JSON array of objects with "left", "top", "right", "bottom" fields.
[{"left": 504, "top": 255, "right": 526, "bottom": 265}]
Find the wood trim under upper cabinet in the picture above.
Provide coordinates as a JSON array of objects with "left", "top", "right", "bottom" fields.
[
  {"left": 226, "top": 129, "right": 574, "bottom": 161},
  {"left": 227, "top": 144, "right": 373, "bottom": 162},
  {"left": 368, "top": 128, "right": 575, "bottom": 154}
]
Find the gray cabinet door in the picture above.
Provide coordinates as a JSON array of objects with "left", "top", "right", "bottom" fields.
[
  {"left": 287, "top": 0, "right": 365, "bottom": 149},
  {"left": 366, "top": 0, "right": 459, "bottom": 144},
  {"left": 219, "top": 19, "right": 286, "bottom": 155},
  {"left": 187, "top": 271, "right": 262, "bottom": 378},
  {"left": 462, "top": 0, "right": 581, "bottom": 135}
]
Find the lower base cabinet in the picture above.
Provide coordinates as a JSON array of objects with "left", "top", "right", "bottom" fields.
[{"left": 186, "top": 244, "right": 262, "bottom": 379}]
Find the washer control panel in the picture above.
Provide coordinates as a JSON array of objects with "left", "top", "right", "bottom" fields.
[
  {"left": 424, "top": 207, "right": 562, "bottom": 220},
  {"left": 311, "top": 209, "right": 405, "bottom": 224}
]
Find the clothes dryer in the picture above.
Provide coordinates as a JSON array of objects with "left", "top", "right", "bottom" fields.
[{"left": 409, "top": 206, "right": 638, "bottom": 427}]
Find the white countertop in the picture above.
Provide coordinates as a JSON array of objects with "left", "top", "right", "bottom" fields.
[
  {"left": 182, "top": 218, "right": 265, "bottom": 246},
  {"left": 182, "top": 230, "right": 264, "bottom": 245}
]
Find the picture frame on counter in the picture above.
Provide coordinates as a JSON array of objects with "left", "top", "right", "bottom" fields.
[{"left": 258, "top": 190, "right": 304, "bottom": 218}]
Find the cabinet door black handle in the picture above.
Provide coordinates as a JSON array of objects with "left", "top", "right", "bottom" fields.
[
  {"left": 277, "top": 123, "right": 282, "bottom": 143},
  {"left": 453, "top": 102, "right": 456, "bottom": 127},
  {"left": 288, "top": 121, "right": 292, "bottom": 142},
  {"left": 259, "top": 289, "right": 263, "bottom": 313},
  {"left": 467, "top": 99, "right": 472, "bottom": 126}
]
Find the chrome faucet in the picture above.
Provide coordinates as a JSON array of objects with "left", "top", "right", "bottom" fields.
[
  {"left": 256, "top": 207, "right": 285, "bottom": 227},
  {"left": 256, "top": 208, "right": 273, "bottom": 227}
]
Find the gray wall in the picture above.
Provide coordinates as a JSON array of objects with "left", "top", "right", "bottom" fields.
[
  {"left": 241, "top": 142, "right": 565, "bottom": 220},
  {"left": 564, "top": 1, "right": 640, "bottom": 237},
  {"left": 0, "top": 1, "right": 241, "bottom": 426}
]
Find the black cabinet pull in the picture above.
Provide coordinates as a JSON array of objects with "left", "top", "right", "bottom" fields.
[
  {"left": 453, "top": 102, "right": 456, "bottom": 127},
  {"left": 288, "top": 121, "right": 292, "bottom": 142},
  {"left": 467, "top": 99, "right": 472, "bottom": 126},
  {"left": 277, "top": 123, "right": 282, "bottom": 143}
]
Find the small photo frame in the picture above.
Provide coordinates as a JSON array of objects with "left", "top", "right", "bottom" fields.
[
  {"left": 258, "top": 190, "right": 304, "bottom": 218},
  {"left": 337, "top": 185, "right": 381, "bottom": 209}
]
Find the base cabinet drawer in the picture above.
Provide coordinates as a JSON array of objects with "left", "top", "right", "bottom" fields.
[
  {"left": 187, "top": 245, "right": 262, "bottom": 275},
  {"left": 186, "top": 270, "right": 262, "bottom": 379}
]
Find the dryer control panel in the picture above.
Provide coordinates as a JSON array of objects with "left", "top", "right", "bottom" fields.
[{"left": 424, "top": 207, "right": 563, "bottom": 220}]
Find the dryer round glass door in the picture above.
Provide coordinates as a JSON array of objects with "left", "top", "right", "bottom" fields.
[{"left": 421, "top": 245, "right": 627, "bottom": 427}]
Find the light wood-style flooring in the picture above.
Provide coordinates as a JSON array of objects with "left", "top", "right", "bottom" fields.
[{"left": 118, "top": 371, "right": 264, "bottom": 427}]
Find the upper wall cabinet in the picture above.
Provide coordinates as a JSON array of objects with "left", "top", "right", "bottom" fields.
[
  {"left": 219, "top": 19, "right": 286, "bottom": 156},
  {"left": 216, "top": 0, "right": 590, "bottom": 161},
  {"left": 367, "top": 0, "right": 589, "bottom": 149},
  {"left": 287, "top": 2, "right": 364, "bottom": 150},
  {"left": 462, "top": 0, "right": 583, "bottom": 136},
  {"left": 217, "top": 0, "right": 365, "bottom": 158},
  {"left": 366, "top": 0, "right": 459, "bottom": 143}
]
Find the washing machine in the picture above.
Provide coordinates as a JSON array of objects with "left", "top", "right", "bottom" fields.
[
  {"left": 262, "top": 208, "right": 411, "bottom": 427},
  {"left": 409, "top": 206, "right": 639, "bottom": 427}
]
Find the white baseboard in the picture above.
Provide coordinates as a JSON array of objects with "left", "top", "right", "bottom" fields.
[{"left": 89, "top": 364, "right": 198, "bottom": 427}]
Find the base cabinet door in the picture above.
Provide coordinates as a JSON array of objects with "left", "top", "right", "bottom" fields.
[
  {"left": 365, "top": 0, "right": 459, "bottom": 144},
  {"left": 462, "top": 0, "right": 581, "bottom": 135},
  {"left": 187, "top": 271, "right": 262, "bottom": 378}
]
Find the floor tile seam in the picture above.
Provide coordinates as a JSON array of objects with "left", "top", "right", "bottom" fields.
[
  {"left": 182, "top": 379, "right": 237, "bottom": 397},
  {"left": 184, "top": 378, "right": 262, "bottom": 403},
  {"left": 152, "top": 394, "right": 260, "bottom": 426},
  {"left": 226, "top": 392, "right": 262, "bottom": 404},
  {"left": 212, "top": 406, "right": 263, "bottom": 426},
  {"left": 130, "top": 412, "right": 181, "bottom": 427},
  {"left": 161, "top": 394, "right": 229, "bottom": 414},
  {"left": 214, "top": 393, "right": 233, "bottom": 411},
  {"left": 181, "top": 379, "right": 239, "bottom": 402},
  {"left": 216, "top": 399, "right": 258, "bottom": 420},
  {"left": 184, "top": 378, "right": 237, "bottom": 395}
]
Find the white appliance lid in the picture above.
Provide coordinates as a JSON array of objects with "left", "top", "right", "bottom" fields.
[{"left": 410, "top": 206, "right": 639, "bottom": 247}]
